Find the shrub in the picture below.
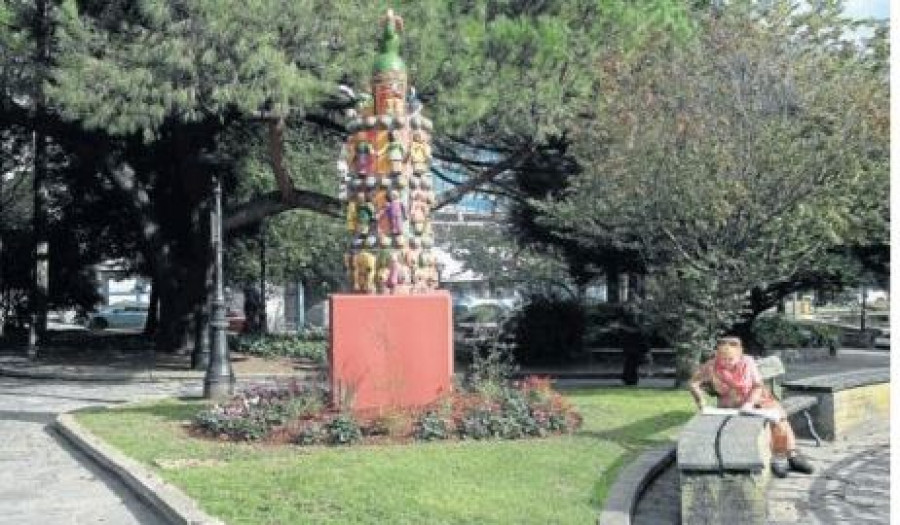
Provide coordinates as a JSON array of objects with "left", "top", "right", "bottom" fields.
[
  {"left": 324, "top": 413, "right": 362, "bottom": 445},
  {"left": 512, "top": 296, "right": 585, "bottom": 365},
  {"left": 295, "top": 422, "right": 325, "bottom": 446},
  {"left": 752, "top": 316, "right": 840, "bottom": 350},
  {"left": 363, "top": 409, "right": 414, "bottom": 438},
  {"left": 231, "top": 333, "right": 327, "bottom": 363},
  {"left": 465, "top": 340, "right": 518, "bottom": 399},
  {"left": 414, "top": 410, "right": 450, "bottom": 441},
  {"left": 425, "top": 375, "right": 582, "bottom": 441}
]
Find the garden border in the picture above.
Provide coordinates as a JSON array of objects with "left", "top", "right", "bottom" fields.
[
  {"left": 54, "top": 411, "right": 224, "bottom": 525},
  {"left": 597, "top": 444, "right": 676, "bottom": 525}
]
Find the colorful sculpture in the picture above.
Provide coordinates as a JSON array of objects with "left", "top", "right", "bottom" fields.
[{"left": 340, "top": 9, "right": 438, "bottom": 294}]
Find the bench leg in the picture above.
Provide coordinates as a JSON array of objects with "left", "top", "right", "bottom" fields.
[{"left": 802, "top": 409, "right": 822, "bottom": 447}]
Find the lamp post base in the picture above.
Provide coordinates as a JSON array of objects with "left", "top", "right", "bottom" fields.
[{"left": 203, "top": 375, "right": 235, "bottom": 400}]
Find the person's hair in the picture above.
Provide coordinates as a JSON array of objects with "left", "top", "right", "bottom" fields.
[
  {"left": 716, "top": 336, "right": 742, "bottom": 347},
  {"left": 715, "top": 336, "right": 743, "bottom": 355}
]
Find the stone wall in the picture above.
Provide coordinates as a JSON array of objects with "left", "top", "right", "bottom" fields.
[
  {"left": 678, "top": 414, "right": 772, "bottom": 525},
  {"left": 784, "top": 370, "right": 890, "bottom": 441},
  {"left": 789, "top": 383, "right": 889, "bottom": 441},
  {"left": 680, "top": 470, "right": 769, "bottom": 525}
]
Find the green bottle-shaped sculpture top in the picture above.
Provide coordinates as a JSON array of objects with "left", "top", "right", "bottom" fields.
[{"left": 374, "top": 9, "right": 406, "bottom": 73}]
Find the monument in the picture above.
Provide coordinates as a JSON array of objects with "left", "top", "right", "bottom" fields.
[{"left": 329, "top": 9, "right": 452, "bottom": 412}]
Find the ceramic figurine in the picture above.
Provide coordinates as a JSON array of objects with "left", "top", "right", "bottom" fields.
[
  {"left": 409, "top": 131, "right": 431, "bottom": 175},
  {"left": 393, "top": 262, "right": 411, "bottom": 295},
  {"left": 410, "top": 199, "right": 427, "bottom": 235},
  {"left": 385, "top": 190, "right": 407, "bottom": 236},
  {"left": 378, "top": 129, "right": 405, "bottom": 174},
  {"left": 353, "top": 250, "right": 377, "bottom": 293},
  {"left": 346, "top": 197, "right": 358, "bottom": 232},
  {"left": 354, "top": 140, "right": 375, "bottom": 175},
  {"left": 355, "top": 193, "right": 375, "bottom": 235},
  {"left": 373, "top": 186, "right": 388, "bottom": 211}
]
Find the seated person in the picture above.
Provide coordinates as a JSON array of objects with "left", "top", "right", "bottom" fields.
[{"left": 688, "top": 336, "right": 814, "bottom": 477}]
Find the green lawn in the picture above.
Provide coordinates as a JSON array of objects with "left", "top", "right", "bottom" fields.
[{"left": 75, "top": 388, "right": 693, "bottom": 525}]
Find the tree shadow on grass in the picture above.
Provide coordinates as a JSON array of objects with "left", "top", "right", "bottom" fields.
[{"left": 576, "top": 410, "right": 693, "bottom": 449}]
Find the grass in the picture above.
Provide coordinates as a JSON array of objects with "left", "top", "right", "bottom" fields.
[{"left": 75, "top": 388, "right": 694, "bottom": 525}]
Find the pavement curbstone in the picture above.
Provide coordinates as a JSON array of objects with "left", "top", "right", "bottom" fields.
[
  {"left": 597, "top": 444, "right": 676, "bottom": 525},
  {"left": 54, "top": 411, "right": 225, "bottom": 525}
]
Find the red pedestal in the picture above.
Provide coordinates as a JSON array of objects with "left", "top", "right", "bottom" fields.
[{"left": 329, "top": 293, "right": 453, "bottom": 412}]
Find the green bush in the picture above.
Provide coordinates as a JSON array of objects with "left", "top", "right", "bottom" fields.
[
  {"left": 230, "top": 333, "right": 327, "bottom": 363},
  {"left": 324, "top": 413, "right": 363, "bottom": 445},
  {"left": 512, "top": 296, "right": 585, "bottom": 364},
  {"left": 413, "top": 410, "right": 450, "bottom": 441},
  {"left": 752, "top": 316, "right": 840, "bottom": 350}
]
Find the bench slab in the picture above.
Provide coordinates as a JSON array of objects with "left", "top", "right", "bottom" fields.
[
  {"left": 678, "top": 413, "right": 771, "bottom": 525},
  {"left": 784, "top": 370, "right": 889, "bottom": 441},
  {"left": 782, "top": 369, "right": 889, "bottom": 392}
]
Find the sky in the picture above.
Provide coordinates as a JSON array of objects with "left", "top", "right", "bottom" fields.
[{"left": 842, "top": 0, "right": 889, "bottom": 20}]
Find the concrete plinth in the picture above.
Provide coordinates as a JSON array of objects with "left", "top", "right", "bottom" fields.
[{"left": 329, "top": 293, "right": 453, "bottom": 411}]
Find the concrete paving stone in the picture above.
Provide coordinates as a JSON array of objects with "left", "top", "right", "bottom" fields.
[{"left": 0, "top": 376, "right": 190, "bottom": 524}]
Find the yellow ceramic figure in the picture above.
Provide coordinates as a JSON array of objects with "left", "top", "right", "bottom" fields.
[
  {"left": 354, "top": 251, "right": 377, "bottom": 293},
  {"left": 409, "top": 131, "right": 431, "bottom": 174},
  {"left": 346, "top": 199, "right": 358, "bottom": 232}
]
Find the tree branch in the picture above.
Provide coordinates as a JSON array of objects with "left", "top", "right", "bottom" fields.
[
  {"left": 434, "top": 146, "right": 534, "bottom": 210},
  {"left": 224, "top": 189, "right": 341, "bottom": 231},
  {"left": 267, "top": 117, "right": 295, "bottom": 201}
]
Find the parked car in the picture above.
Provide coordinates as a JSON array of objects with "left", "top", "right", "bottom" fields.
[{"left": 87, "top": 302, "right": 149, "bottom": 330}]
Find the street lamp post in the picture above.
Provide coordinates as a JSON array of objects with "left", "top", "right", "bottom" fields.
[{"left": 204, "top": 174, "right": 234, "bottom": 399}]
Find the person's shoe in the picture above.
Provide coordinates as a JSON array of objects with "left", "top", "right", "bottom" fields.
[
  {"left": 788, "top": 453, "right": 814, "bottom": 474},
  {"left": 771, "top": 458, "right": 789, "bottom": 478}
]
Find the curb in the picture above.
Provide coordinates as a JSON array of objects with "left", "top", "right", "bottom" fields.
[
  {"left": 55, "top": 411, "right": 225, "bottom": 525},
  {"left": 597, "top": 444, "right": 676, "bottom": 525}
]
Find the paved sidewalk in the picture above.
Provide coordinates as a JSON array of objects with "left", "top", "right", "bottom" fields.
[
  {"left": 767, "top": 418, "right": 890, "bottom": 524},
  {"left": 0, "top": 376, "right": 200, "bottom": 524},
  {"left": 633, "top": 419, "right": 890, "bottom": 525}
]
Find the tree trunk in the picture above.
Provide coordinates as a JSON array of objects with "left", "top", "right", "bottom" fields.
[
  {"left": 606, "top": 264, "right": 621, "bottom": 304},
  {"left": 190, "top": 195, "right": 213, "bottom": 368},
  {"left": 621, "top": 330, "right": 648, "bottom": 386},
  {"left": 143, "top": 279, "right": 159, "bottom": 336},
  {"left": 29, "top": 0, "right": 51, "bottom": 355},
  {"left": 259, "top": 222, "right": 268, "bottom": 334},
  {"left": 151, "top": 141, "right": 213, "bottom": 355}
]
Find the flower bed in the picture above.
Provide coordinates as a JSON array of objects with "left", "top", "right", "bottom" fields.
[{"left": 193, "top": 376, "right": 582, "bottom": 446}]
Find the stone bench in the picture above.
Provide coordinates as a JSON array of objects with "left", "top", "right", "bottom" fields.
[
  {"left": 676, "top": 356, "right": 822, "bottom": 524},
  {"left": 756, "top": 356, "right": 822, "bottom": 446},
  {"left": 677, "top": 414, "right": 771, "bottom": 524},
  {"left": 783, "top": 368, "right": 889, "bottom": 441}
]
